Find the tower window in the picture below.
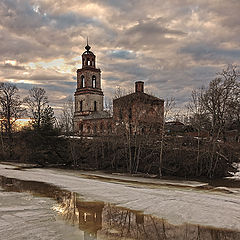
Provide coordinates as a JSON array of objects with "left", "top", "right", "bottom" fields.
[
  {"left": 81, "top": 75, "right": 85, "bottom": 88},
  {"left": 80, "top": 100, "right": 83, "bottom": 112},
  {"left": 87, "top": 58, "right": 90, "bottom": 66},
  {"left": 94, "top": 101, "right": 97, "bottom": 111},
  {"left": 92, "top": 75, "right": 96, "bottom": 88}
]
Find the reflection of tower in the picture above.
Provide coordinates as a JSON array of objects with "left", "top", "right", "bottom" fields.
[{"left": 77, "top": 201, "right": 104, "bottom": 240}]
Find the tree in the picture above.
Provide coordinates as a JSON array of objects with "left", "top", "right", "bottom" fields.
[
  {"left": 187, "top": 89, "right": 211, "bottom": 176},
  {"left": 113, "top": 86, "right": 127, "bottom": 99},
  {"left": 188, "top": 65, "right": 240, "bottom": 177},
  {"left": 24, "top": 87, "right": 48, "bottom": 129},
  {"left": 159, "top": 97, "right": 175, "bottom": 177},
  {"left": 58, "top": 97, "right": 74, "bottom": 134},
  {"left": 201, "top": 65, "right": 239, "bottom": 139},
  {"left": 0, "top": 82, "right": 24, "bottom": 136},
  {"left": 40, "top": 105, "right": 55, "bottom": 131}
]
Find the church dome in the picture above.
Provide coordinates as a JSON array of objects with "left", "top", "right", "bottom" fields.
[
  {"left": 81, "top": 41, "right": 96, "bottom": 68},
  {"left": 82, "top": 43, "right": 95, "bottom": 55}
]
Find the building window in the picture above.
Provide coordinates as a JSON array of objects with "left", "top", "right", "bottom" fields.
[
  {"left": 94, "top": 101, "right": 97, "bottom": 111},
  {"left": 80, "top": 100, "right": 83, "bottom": 112},
  {"left": 80, "top": 124, "right": 83, "bottom": 132},
  {"left": 92, "top": 75, "right": 96, "bottom": 88},
  {"left": 81, "top": 75, "right": 85, "bottom": 88}
]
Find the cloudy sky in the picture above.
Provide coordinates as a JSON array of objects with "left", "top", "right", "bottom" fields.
[{"left": 0, "top": 0, "right": 240, "bottom": 115}]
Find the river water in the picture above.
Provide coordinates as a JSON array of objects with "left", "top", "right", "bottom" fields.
[{"left": 0, "top": 175, "right": 240, "bottom": 240}]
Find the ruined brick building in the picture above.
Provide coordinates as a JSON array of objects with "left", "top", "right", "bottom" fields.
[{"left": 73, "top": 43, "right": 164, "bottom": 135}]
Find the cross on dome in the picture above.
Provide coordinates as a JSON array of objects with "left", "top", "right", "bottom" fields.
[{"left": 85, "top": 37, "right": 91, "bottom": 52}]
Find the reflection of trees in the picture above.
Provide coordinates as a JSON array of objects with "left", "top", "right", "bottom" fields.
[
  {"left": 1, "top": 176, "right": 240, "bottom": 240},
  {"left": 56, "top": 192, "right": 78, "bottom": 225},
  {"left": 101, "top": 205, "right": 240, "bottom": 240}
]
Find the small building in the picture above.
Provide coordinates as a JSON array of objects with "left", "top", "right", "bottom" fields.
[
  {"left": 73, "top": 43, "right": 164, "bottom": 136},
  {"left": 113, "top": 82, "right": 164, "bottom": 135}
]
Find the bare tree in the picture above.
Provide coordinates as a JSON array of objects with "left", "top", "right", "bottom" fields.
[
  {"left": 0, "top": 82, "right": 24, "bottom": 136},
  {"left": 104, "top": 97, "right": 113, "bottom": 117},
  {"left": 59, "top": 97, "right": 74, "bottom": 134},
  {"left": 0, "top": 82, "right": 24, "bottom": 157},
  {"left": 201, "top": 65, "right": 239, "bottom": 140},
  {"left": 187, "top": 89, "right": 211, "bottom": 176},
  {"left": 24, "top": 87, "right": 48, "bottom": 129},
  {"left": 114, "top": 86, "right": 126, "bottom": 99},
  {"left": 187, "top": 65, "right": 240, "bottom": 177},
  {"left": 159, "top": 97, "right": 175, "bottom": 177}
]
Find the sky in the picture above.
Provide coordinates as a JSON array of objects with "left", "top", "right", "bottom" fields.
[{"left": 0, "top": 0, "right": 240, "bottom": 116}]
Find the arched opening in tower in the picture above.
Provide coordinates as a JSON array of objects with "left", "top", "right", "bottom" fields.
[{"left": 92, "top": 76, "right": 96, "bottom": 88}]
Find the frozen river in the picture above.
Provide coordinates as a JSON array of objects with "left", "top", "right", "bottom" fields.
[{"left": 0, "top": 163, "right": 240, "bottom": 239}]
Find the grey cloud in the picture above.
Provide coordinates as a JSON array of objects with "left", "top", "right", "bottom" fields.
[
  {"left": 180, "top": 43, "right": 240, "bottom": 61},
  {"left": 1, "top": 0, "right": 240, "bottom": 113},
  {"left": 50, "top": 12, "right": 102, "bottom": 29},
  {"left": 29, "top": 74, "right": 68, "bottom": 81},
  {"left": 117, "top": 18, "right": 186, "bottom": 50},
  {"left": 16, "top": 80, "right": 75, "bottom": 93},
  {"left": 0, "top": 0, "right": 102, "bottom": 32},
  {"left": 5, "top": 74, "right": 68, "bottom": 81},
  {"left": 126, "top": 18, "right": 186, "bottom": 36},
  {"left": 106, "top": 62, "right": 152, "bottom": 80},
  {"left": 106, "top": 50, "right": 136, "bottom": 60},
  {"left": 0, "top": 63, "right": 26, "bottom": 70},
  {"left": 104, "top": 76, "right": 122, "bottom": 83},
  {"left": 0, "top": 0, "right": 114, "bottom": 62},
  {"left": 0, "top": 0, "right": 47, "bottom": 32},
  {"left": 40, "top": 84, "right": 75, "bottom": 93},
  {"left": 0, "top": 28, "right": 72, "bottom": 62}
]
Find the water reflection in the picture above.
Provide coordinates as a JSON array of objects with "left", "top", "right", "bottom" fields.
[{"left": 0, "top": 175, "right": 239, "bottom": 240}]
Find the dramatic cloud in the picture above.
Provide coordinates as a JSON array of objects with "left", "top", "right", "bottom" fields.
[{"left": 0, "top": 0, "right": 239, "bottom": 116}]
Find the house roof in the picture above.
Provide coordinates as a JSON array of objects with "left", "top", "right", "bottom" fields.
[{"left": 113, "top": 92, "right": 164, "bottom": 105}]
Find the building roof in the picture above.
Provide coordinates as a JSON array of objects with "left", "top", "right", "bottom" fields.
[{"left": 113, "top": 92, "right": 164, "bottom": 105}]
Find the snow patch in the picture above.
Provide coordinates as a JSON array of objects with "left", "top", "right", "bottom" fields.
[{"left": 228, "top": 163, "right": 240, "bottom": 180}]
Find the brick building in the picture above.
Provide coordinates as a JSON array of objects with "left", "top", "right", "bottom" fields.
[{"left": 73, "top": 44, "right": 164, "bottom": 135}]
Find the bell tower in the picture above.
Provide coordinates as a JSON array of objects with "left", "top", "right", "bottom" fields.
[{"left": 74, "top": 42, "right": 104, "bottom": 119}]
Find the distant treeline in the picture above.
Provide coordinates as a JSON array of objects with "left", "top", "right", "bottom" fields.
[{"left": 1, "top": 128, "right": 239, "bottom": 179}]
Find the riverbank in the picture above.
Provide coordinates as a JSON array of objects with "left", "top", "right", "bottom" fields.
[{"left": 0, "top": 163, "right": 240, "bottom": 231}]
